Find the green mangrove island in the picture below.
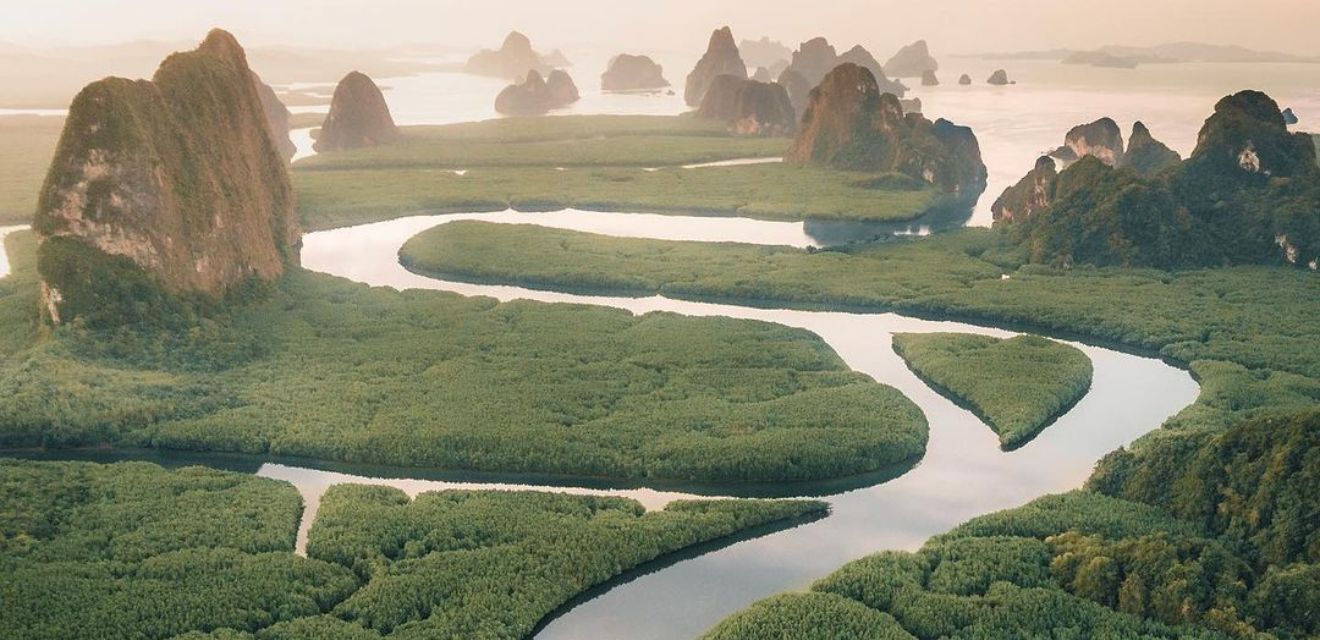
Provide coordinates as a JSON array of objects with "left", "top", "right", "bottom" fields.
[{"left": 891, "top": 332, "right": 1093, "bottom": 448}]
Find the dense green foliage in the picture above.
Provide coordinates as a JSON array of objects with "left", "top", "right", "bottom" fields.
[
  {"left": 290, "top": 114, "right": 940, "bottom": 230},
  {"left": 890, "top": 333, "right": 1093, "bottom": 448},
  {"left": 703, "top": 592, "right": 916, "bottom": 640},
  {"left": 0, "top": 232, "right": 927, "bottom": 484},
  {"left": 397, "top": 222, "right": 1320, "bottom": 379},
  {"left": 0, "top": 115, "right": 62, "bottom": 224},
  {"left": 0, "top": 460, "right": 360, "bottom": 640},
  {"left": 305, "top": 486, "right": 825, "bottom": 638},
  {"left": 1001, "top": 92, "right": 1320, "bottom": 268}
]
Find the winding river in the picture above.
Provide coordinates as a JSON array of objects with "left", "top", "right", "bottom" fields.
[{"left": 0, "top": 208, "right": 1199, "bottom": 639}]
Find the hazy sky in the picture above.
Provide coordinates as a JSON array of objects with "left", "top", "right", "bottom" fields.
[{"left": 4, "top": 0, "right": 1320, "bottom": 56}]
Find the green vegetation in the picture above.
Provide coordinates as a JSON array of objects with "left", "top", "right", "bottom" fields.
[
  {"left": 305, "top": 486, "right": 825, "bottom": 638},
  {"left": 2, "top": 459, "right": 824, "bottom": 639},
  {"left": 0, "top": 231, "right": 927, "bottom": 484},
  {"left": 397, "top": 222, "right": 1320, "bottom": 379},
  {"left": 290, "top": 115, "right": 941, "bottom": 230},
  {"left": 0, "top": 459, "right": 360, "bottom": 640},
  {"left": 890, "top": 333, "right": 1093, "bottom": 448},
  {"left": 0, "top": 115, "right": 62, "bottom": 224}
]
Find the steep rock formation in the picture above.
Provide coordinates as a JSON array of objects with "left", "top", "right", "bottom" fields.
[
  {"left": 465, "top": 31, "right": 554, "bottom": 79},
  {"left": 739, "top": 37, "right": 792, "bottom": 69},
  {"left": 251, "top": 72, "right": 295, "bottom": 162},
  {"left": 684, "top": 27, "right": 747, "bottom": 107},
  {"left": 883, "top": 40, "right": 939, "bottom": 77},
  {"left": 314, "top": 71, "right": 398, "bottom": 152},
  {"left": 901, "top": 97, "right": 923, "bottom": 114},
  {"left": 987, "top": 69, "right": 1012, "bottom": 85},
  {"left": 777, "top": 68, "right": 812, "bottom": 120},
  {"left": 958, "top": 73, "right": 972, "bottom": 85},
  {"left": 991, "top": 156, "right": 1057, "bottom": 223},
  {"left": 785, "top": 39, "right": 906, "bottom": 98},
  {"left": 1050, "top": 117, "right": 1125, "bottom": 167},
  {"left": 494, "top": 70, "right": 579, "bottom": 116},
  {"left": 751, "top": 67, "right": 773, "bottom": 82},
  {"left": 696, "top": 75, "right": 795, "bottom": 136},
  {"left": 785, "top": 63, "right": 986, "bottom": 198},
  {"left": 1282, "top": 107, "right": 1298, "bottom": 125},
  {"left": 999, "top": 91, "right": 1320, "bottom": 268},
  {"left": 601, "top": 54, "right": 669, "bottom": 91},
  {"left": 1122, "top": 121, "right": 1181, "bottom": 176},
  {"left": 542, "top": 49, "right": 572, "bottom": 68},
  {"left": 33, "top": 29, "right": 299, "bottom": 327},
  {"left": 922, "top": 70, "right": 940, "bottom": 86}
]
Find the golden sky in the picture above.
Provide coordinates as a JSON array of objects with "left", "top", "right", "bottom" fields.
[{"left": 3, "top": 0, "right": 1318, "bottom": 56}]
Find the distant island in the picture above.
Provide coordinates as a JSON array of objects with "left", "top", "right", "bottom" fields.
[{"left": 968, "top": 41, "right": 1320, "bottom": 67}]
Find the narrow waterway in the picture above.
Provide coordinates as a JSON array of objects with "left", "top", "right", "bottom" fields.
[{"left": 299, "top": 212, "right": 1199, "bottom": 639}]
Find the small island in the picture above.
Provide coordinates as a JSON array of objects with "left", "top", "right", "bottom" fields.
[{"left": 891, "top": 333, "right": 1093, "bottom": 449}]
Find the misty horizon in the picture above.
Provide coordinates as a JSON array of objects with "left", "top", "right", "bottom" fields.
[{"left": 3, "top": 0, "right": 1320, "bottom": 58}]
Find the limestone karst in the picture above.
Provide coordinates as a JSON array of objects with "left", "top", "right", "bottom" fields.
[
  {"left": 751, "top": 67, "right": 773, "bottom": 82},
  {"left": 987, "top": 69, "right": 1012, "bottom": 85},
  {"left": 738, "top": 36, "right": 792, "bottom": 69},
  {"left": 1123, "top": 121, "right": 1181, "bottom": 176},
  {"left": 958, "top": 73, "right": 972, "bottom": 85},
  {"left": 1049, "top": 117, "right": 1125, "bottom": 167},
  {"left": 995, "top": 91, "right": 1320, "bottom": 268},
  {"left": 921, "top": 70, "right": 940, "bottom": 86},
  {"left": 684, "top": 26, "right": 748, "bottom": 107},
  {"left": 785, "top": 63, "right": 986, "bottom": 198},
  {"left": 465, "top": 31, "right": 560, "bottom": 79},
  {"left": 33, "top": 29, "right": 300, "bottom": 326},
  {"left": 883, "top": 40, "right": 939, "bottom": 77},
  {"left": 601, "top": 54, "right": 669, "bottom": 91},
  {"left": 314, "top": 71, "right": 398, "bottom": 152},
  {"left": 495, "top": 70, "right": 580, "bottom": 115},
  {"left": 696, "top": 75, "right": 796, "bottom": 136},
  {"left": 250, "top": 72, "right": 295, "bottom": 162}
]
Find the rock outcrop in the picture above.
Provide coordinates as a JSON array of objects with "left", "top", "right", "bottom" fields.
[
  {"left": 785, "top": 63, "right": 986, "bottom": 198},
  {"left": 251, "top": 73, "right": 295, "bottom": 162},
  {"left": 1049, "top": 117, "right": 1124, "bottom": 167},
  {"left": 987, "top": 69, "right": 1012, "bottom": 85},
  {"left": 314, "top": 71, "right": 398, "bottom": 152},
  {"left": 601, "top": 54, "right": 669, "bottom": 91},
  {"left": 684, "top": 27, "right": 748, "bottom": 107},
  {"left": 991, "top": 156, "right": 1057, "bottom": 223},
  {"left": 34, "top": 29, "right": 299, "bottom": 326},
  {"left": 785, "top": 39, "right": 906, "bottom": 97},
  {"left": 739, "top": 37, "right": 792, "bottom": 69},
  {"left": 777, "top": 68, "right": 812, "bottom": 120},
  {"left": 542, "top": 49, "right": 572, "bottom": 68},
  {"left": 958, "top": 73, "right": 972, "bottom": 85},
  {"left": 465, "top": 31, "right": 556, "bottom": 79},
  {"left": 1122, "top": 121, "right": 1181, "bottom": 176},
  {"left": 751, "top": 67, "right": 773, "bottom": 82},
  {"left": 494, "top": 70, "right": 579, "bottom": 116},
  {"left": 696, "top": 75, "right": 795, "bottom": 136},
  {"left": 997, "top": 90, "right": 1320, "bottom": 268},
  {"left": 883, "top": 40, "right": 939, "bottom": 77},
  {"left": 921, "top": 70, "right": 940, "bottom": 86},
  {"left": 1282, "top": 107, "right": 1299, "bottom": 125}
]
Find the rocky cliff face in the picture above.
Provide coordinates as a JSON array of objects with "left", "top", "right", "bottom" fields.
[
  {"left": 465, "top": 31, "right": 553, "bottom": 79},
  {"left": 1050, "top": 117, "right": 1125, "bottom": 167},
  {"left": 997, "top": 91, "right": 1320, "bottom": 268},
  {"left": 696, "top": 75, "right": 795, "bottom": 136},
  {"left": 684, "top": 27, "right": 748, "bottom": 107},
  {"left": 785, "top": 63, "right": 986, "bottom": 198},
  {"left": 495, "top": 70, "right": 580, "bottom": 115},
  {"left": 314, "top": 71, "right": 398, "bottom": 152},
  {"left": 991, "top": 156, "right": 1057, "bottom": 223},
  {"left": 250, "top": 73, "right": 295, "bottom": 162},
  {"left": 987, "top": 69, "right": 1011, "bottom": 85},
  {"left": 1123, "top": 121, "right": 1181, "bottom": 176},
  {"left": 776, "top": 68, "right": 811, "bottom": 120},
  {"left": 921, "top": 70, "right": 940, "bottom": 86},
  {"left": 601, "top": 54, "right": 668, "bottom": 91},
  {"left": 33, "top": 29, "right": 299, "bottom": 326},
  {"left": 883, "top": 40, "right": 939, "bottom": 77},
  {"left": 785, "top": 39, "right": 906, "bottom": 98}
]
